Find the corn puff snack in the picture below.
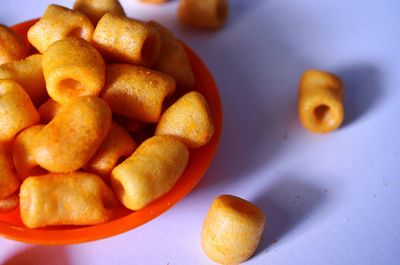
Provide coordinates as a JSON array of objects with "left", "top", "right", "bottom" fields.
[
  {"left": 0, "top": 80, "right": 40, "bottom": 142},
  {"left": 12, "top": 125, "right": 46, "bottom": 180},
  {"left": 101, "top": 64, "right": 175, "bottom": 123},
  {"left": 148, "top": 21, "right": 194, "bottom": 88},
  {"left": 0, "top": 54, "right": 47, "bottom": 106},
  {"left": 178, "top": 0, "right": 228, "bottom": 29},
  {"left": 85, "top": 122, "right": 136, "bottom": 178},
  {"left": 111, "top": 136, "right": 189, "bottom": 210},
  {"left": 42, "top": 37, "right": 105, "bottom": 104},
  {"left": 93, "top": 13, "right": 161, "bottom": 67},
  {"left": 0, "top": 144, "right": 20, "bottom": 200},
  {"left": 0, "top": 24, "right": 27, "bottom": 64},
  {"left": 28, "top": 4, "right": 94, "bottom": 53},
  {"left": 298, "top": 69, "right": 344, "bottom": 133},
  {"left": 20, "top": 172, "right": 118, "bottom": 228},
  {"left": 156, "top": 91, "right": 214, "bottom": 148},
  {"left": 73, "top": 0, "right": 126, "bottom": 25},
  {"left": 202, "top": 195, "right": 266, "bottom": 264},
  {"left": 35, "top": 96, "right": 111, "bottom": 173}
]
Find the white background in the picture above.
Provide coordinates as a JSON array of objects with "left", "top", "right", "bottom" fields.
[{"left": 1, "top": 0, "right": 399, "bottom": 264}]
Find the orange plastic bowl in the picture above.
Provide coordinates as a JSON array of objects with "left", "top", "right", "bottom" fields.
[{"left": 0, "top": 19, "right": 222, "bottom": 245}]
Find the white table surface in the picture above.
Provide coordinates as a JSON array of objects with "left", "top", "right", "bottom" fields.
[{"left": 1, "top": 0, "right": 399, "bottom": 264}]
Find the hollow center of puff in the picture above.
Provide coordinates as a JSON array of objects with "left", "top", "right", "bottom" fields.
[
  {"left": 141, "top": 36, "right": 157, "bottom": 66},
  {"left": 216, "top": 0, "right": 228, "bottom": 23},
  {"left": 67, "top": 27, "right": 84, "bottom": 38},
  {"left": 59, "top": 78, "right": 85, "bottom": 96},
  {"left": 314, "top": 104, "right": 334, "bottom": 126}
]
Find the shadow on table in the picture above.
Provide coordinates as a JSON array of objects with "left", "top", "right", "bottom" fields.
[
  {"left": 191, "top": 2, "right": 310, "bottom": 192},
  {"left": 227, "top": 0, "right": 265, "bottom": 29},
  {"left": 253, "top": 177, "right": 328, "bottom": 256},
  {"left": 3, "top": 246, "right": 70, "bottom": 265},
  {"left": 337, "top": 64, "right": 384, "bottom": 127}
]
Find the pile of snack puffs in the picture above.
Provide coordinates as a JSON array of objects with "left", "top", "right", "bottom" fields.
[{"left": 0, "top": 2, "right": 215, "bottom": 229}]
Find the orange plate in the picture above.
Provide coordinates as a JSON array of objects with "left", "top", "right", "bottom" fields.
[{"left": 0, "top": 19, "right": 222, "bottom": 245}]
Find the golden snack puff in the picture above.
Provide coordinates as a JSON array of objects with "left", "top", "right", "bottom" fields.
[
  {"left": 73, "top": 0, "right": 126, "bottom": 25},
  {"left": 27, "top": 4, "right": 94, "bottom": 53},
  {"left": 0, "top": 144, "right": 20, "bottom": 200},
  {"left": 201, "top": 195, "right": 266, "bottom": 265},
  {"left": 178, "top": 0, "right": 229, "bottom": 29},
  {"left": 85, "top": 122, "right": 137, "bottom": 179},
  {"left": 42, "top": 37, "right": 105, "bottom": 104},
  {"left": 12, "top": 125, "right": 47, "bottom": 180},
  {"left": 0, "top": 54, "right": 47, "bottom": 106},
  {"left": 93, "top": 13, "right": 161, "bottom": 67},
  {"left": 20, "top": 172, "right": 118, "bottom": 228},
  {"left": 0, "top": 79, "right": 40, "bottom": 142},
  {"left": 298, "top": 69, "right": 344, "bottom": 133},
  {"left": 35, "top": 96, "right": 111, "bottom": 173},
  {"left": 38, "top": 98, "right": 62, "bottom": 124},
  {"left": 148, "top": 21, "right": 195, "bottom": 88},
  {"left": 0, "top": 24, "right": 28, "bottom": 64},
  {"left": 0, "top": 192, "right": 19, "bottom": 213},
  {"left": 102, "top": 64, "right": 176, "bottom": 123},
  {"left": 111, "top": 136, "right": 189, "bottom": 211},
  {"left": 156, "top": 91, "right": 214, "bottom": 148}
]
